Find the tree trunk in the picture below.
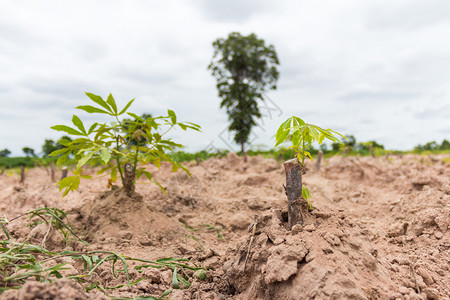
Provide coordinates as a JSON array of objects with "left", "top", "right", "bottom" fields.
[
  {"left": 241, "top": 142, "right": 247, "bottom": 162},
  {"left": 283, "top": 158, "right": 306, "bottom": 230},
  {"left": 123, "top": 163, "right": 135, "bottom": 197},
  {"left": 61, "top": 167, "right": 68, "bottom": 180},
  {"left": 20, "top": 165, "right": 25, "bottom": 184},
  {"left": 0, "top": 168, "right": 4, "bottom": 176},
  {"left": 315, "top": 150, "right": 323, "bottom": 171}
]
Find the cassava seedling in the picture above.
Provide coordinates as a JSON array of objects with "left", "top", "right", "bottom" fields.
[
  {"left": 50, "top": 92, "right": 200, "bottom": 197},
  {"left": 275, "top": 116, "right": 345, "bottom": 229}
]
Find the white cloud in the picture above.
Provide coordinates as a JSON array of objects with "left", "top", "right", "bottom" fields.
[{"left": 1, "top": 0, "right": 449, "bottom": 156}]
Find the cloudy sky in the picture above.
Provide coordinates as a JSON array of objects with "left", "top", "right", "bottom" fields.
[{"left": 1, "top": 0, "right": 449, "bottom": 156}]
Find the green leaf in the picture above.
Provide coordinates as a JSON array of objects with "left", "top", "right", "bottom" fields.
[
  {"left": 168, "top": 109, "right": 177, "bottom": 124},
  {"left": 97, "top": 166, "right": 110, "bottom": 175},
  {"left": 87, "top": 123, "right": 98, "bottom": 134},
  {"left": 58, "top": 138, "right": 71, "bottom": 147},
  {"left": 82, "top": 254, "right": 93, "bottom": 270},
  {"left": 329, "top": 129, "right": 347, "bottom": 139},
  {"left": 72, "top": 115, "right": 86, "bottom": 134},
  {"left": 76, "top": 105, "right": 111, "bottom": 115},
  {"left": 106, "top": 93, "right": 118, "bottom": 114},
  {"left": 185, "top": 122, "right": 201, "bottom": 131},
  {"left": 318, "top": 133, "right": 325, "bottom": 144},
  {"left": 58, "top": 176, "right": 81, "bottom": 197},
  {"left": 127, "top": 112, "right": 142, "bottom": 121},
  {"left": 304, "top": 151, "right": 313, "bottom": 161},
  {"left": 85, "top": 92, "right": 113, "bottom": 113},
  {"left": 195, "top": 270, "right": 207, "bottom": 281},
  {"left": 157, "top": 257, "right": 190, "bottom": 263},
  {"left": 142, "top": 171, "right": 152, "bottom": 181},
  {"left": 292, "top": 130, "right": 301, "bottom": 146},
  {"left": 294, "top": 116, "right": 305, "bottom": 126},
  {"left": 77, "top": 152, "right": 94, "bottom": 170},
  {"left": 160, "top": 289, "right": 173, "bottom": 298},
  {"left": 118, "top": 99, "right": 135, "bottom": 115},
  {"left": 56, "top": 152, "right": 70, "bottom": 165},
  {"left": 302, "top": 186, "right": 311, "bottom": 200},
  {"left": 110, "top": 166, "right": 118, "bottom": 182},
  {"left": 100, "top": 148, "right": 111, "bottom": 164},
  {"left": 51, "top": 125, "right": 83, "bottom": 136},
  {"left": 49, "top": 148, "right": 70, "bottom": 157},
  {"left": 71, "top": 137, "right": 90, "bottom": 144},
  {"left": 148, "top": 119, "right": 159, "bottom": 130},
  {"left": 275, "top": 117, "right": 292, "bottom": 147},
  {"left": 302, "top": 186, "right": 313, "bottom": 210},
  {"left": 308, "top": 126, "right": 320, "bottom": 142},
  {"left": 177, "top": 273, "right": 191, "bottom": 288},
  {"left": 172, "top": 267, "right": 180, "bottom": 289}
]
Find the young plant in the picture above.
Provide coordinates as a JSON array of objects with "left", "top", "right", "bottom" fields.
[
  {"left": 275, "top": 116, "right": 345, "bottom": 229},
  {"left": 50, "top": 92, "right": 200, "bottom": 197}
]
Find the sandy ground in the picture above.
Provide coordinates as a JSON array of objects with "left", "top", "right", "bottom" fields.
[{"left": 0, "top": 153, "right": 448, "bottom": 299}]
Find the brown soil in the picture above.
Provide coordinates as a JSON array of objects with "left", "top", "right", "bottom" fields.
[{"left": 0, "top": 153, "right": 449, "bottom": 300}]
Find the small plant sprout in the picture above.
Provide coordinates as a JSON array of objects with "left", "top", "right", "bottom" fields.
[
  {"left": 275, "top": 116, "right": 345, "bottom": 229},
  {"left": 50, "top": 92, "right": 201, "bottom": 197}
]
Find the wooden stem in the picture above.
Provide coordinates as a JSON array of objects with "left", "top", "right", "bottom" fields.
[
  {"left": 123, "top": 163, "right": 135, "bottom": 197},
  {"left": 20, "top": 165, "right": 25, "bottom": 183},
  {"left": 61, "top": 167, "right": 68, "bottom": 180},
  {"left": 50, "top": 161, "right": 55, "bottom": 182},
  {"left": 315, "top": 150, "right": 323, "bottom": 171},
  {"left": 283, "top": 158, "right": 305, "bottom": 230}
]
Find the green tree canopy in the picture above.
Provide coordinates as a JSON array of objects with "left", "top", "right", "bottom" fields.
[
  {"left": 440, "top": 139, "right": 450, "bottom": 150},
  {"left": 22, "top": 147, "right": 36, "bottom": 157},
  {"left": 0, "top": 148, "right": 11, "bottom": 157},
  {"left": 208, "top": 32, "right": 279, "bottom": 154},
  {"left": 42, "top": 139, "right": 57, "bottom": 157}
]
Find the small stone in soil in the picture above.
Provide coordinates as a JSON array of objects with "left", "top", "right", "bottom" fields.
[
  {"left": 118, "top": 230, "right": 133, "bottom": 240},
  {"left": 291, "top": 224, "right": 303, "bottom": 234},
  {"left": 433, "top": 231, "right": 443, "bottom": 239},
  {"left": 304, "top": 224, "right": 315, "bottom": 232},
  {"left": 322, "top": 247, "right": 334, "bottom": 254},
  {"left": 398, "top": 286, "right": 410, "bottom": 295}
]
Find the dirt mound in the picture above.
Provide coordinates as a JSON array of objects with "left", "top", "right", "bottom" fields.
[
  {"left": 222, "top": 208, "right": 397, "bottom": 299},
  {"left": 75, "top": 189, "right": 185, "bottom": 249}
]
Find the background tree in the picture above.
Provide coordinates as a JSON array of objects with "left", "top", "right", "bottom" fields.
[
  {"left": 42, "top": 139, "right": 57, "bottom": 157},
  {"left": 208, "top": 32, "right": 279, "bottom": 156},
  {"left": 0, "top": 148, "right": 11, "bottom": 157},
  {"left": 22, "top": 147, "right": 37, "bottom": 157},
  {"left": 440, "top": 139, "right": 450, "bottom": 150},
  {"left": 42, "top": 136, "right": 73, "bottom": 157}
]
